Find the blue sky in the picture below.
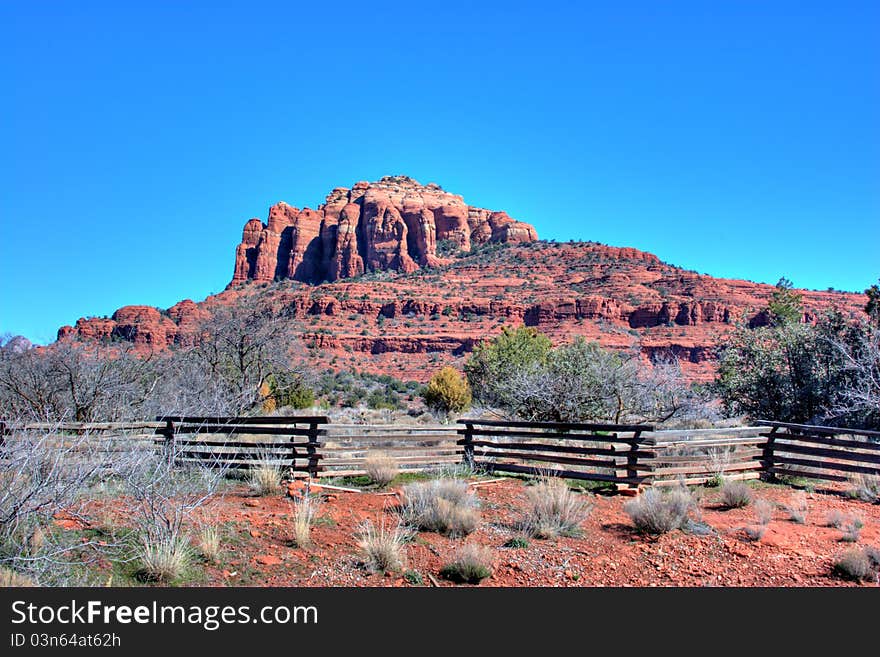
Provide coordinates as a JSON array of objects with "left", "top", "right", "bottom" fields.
[{"left": 1, "top": 1, "right": 877, "bottom": 343}]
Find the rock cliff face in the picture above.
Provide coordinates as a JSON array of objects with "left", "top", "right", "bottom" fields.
[{"left": 229, "top": 176, "right": 538, "bottom": 285}]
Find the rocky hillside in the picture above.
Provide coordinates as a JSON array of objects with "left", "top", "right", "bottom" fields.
[{"left": 57, "top": 177, "right": 867, "bottom": 382}]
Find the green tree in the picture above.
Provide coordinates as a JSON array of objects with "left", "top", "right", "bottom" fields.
[
  {"left": 464, "top": 326, "right": 552, "bottom": 407},
  {"left": 767, "top": 277, "right": 804, "bottom": 326},
  {"left": 423, "top": 366, "right": 472, "bottom": 415},
  {"left": 865, "top": 280, "right": 880, "bottom": 327}
]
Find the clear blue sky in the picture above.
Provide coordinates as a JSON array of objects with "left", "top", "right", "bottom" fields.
[{"left": 2, "top": 1, "right": 878, "bottom": 343}]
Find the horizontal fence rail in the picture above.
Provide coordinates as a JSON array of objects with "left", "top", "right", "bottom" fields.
[
  {"left": 758, "top": 420, "right": 880, "bottom": 484},
  {"left": 319, "top": 424, "right": 460, "bottom": 477},
  {"left": 154, "top": 415, "right": 329, "bottom": 477},
  {"left": 457, "top": 419, "right": 654, "bottom": 488},
  {"left": 3, "top": 416, "right": 877, "bottom": 492}
]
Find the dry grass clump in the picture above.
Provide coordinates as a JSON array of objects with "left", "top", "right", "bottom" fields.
[
  {"left": 826, "top": 510, "right": 846, "bottom": 529},
  {"left": 847, "top": 474, "right": 880, "bottom": 503},
  {"left": 440, "top": 544, "right": 494, "bottom": 584},
  {"left": 744, "top": 498, "right": 774, "bottom": 541},
  {"left": 783, "top": 491, "right": 809, "bottom": 524},
  {"left": 839, "top": 515, "right": 864, "bottom": 543},
  {"left": 400, "top": 479, "right": 480, "bottom": 537},
  {"left": 624, "top": 486, "right": 694, "bottom": 534},
  {"left": 833, "top": 547, "right": 878, "bottom": 582},
  {"left": 519, "top": 478, "right": 593, "bottom": 538},
  {"left": 720, "top": 481, "right": 753, "bottom": 509},
  {"left": 248, "top": 463, "right": 282, "bottom": 496},
  {"left": 356, "top": 519, "right": 409, "bottom": 573},
  {"left": 364, "top": 451, "right": 399, "bottom": 487},
  {"left": 292, "top": 496, "right": 320, "bottom": 548},
  {"left": 0, "top": 567, "right": 36, "bottom": 587},
  {"left": 136, "top": 536, "right": 191, "bottom": 583},
  {"left": 197, "top": 526, "right": 221, "bottom": 562}
]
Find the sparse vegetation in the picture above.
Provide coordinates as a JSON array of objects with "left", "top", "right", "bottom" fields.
[
  {"left": 292, "top": 496, "right": 320, "bottom": 548},
  {"left": 136, "top": 535, "right": 191, "bottom": 583},
  {"left": 248, "top": 463, "right": 282, "bottom": 496},
  {"left": 364, "top": 451, "right": 399, "bottom": 487},
  {"left": 400, "top": 479, "right": 480, "bottom": 537},
  {"left": 440, "top": 544, "right": 494, "bottom": 584},
  {"left": 519, "top": 478, "right": 592, "bottom": 538},
  {"left": 356, "top": 519, "right": 408, "bottom": 573},
  {"left": 783, "top": 492, "right": 809, "bottom": 524},
  {"left": 624, "top": 487, "right": 694, "bottom": 534},
  {"left": 720, "top": 481, "right": 753, "bottom": 509},
  {"left": 197, "top": 526, "right": 221, "bottom": 562},
  {"left": 833, "top": 547, "right": 875, "bottom": 581},
  {"left": 847, "top": 474, "right": 880, "bottom": 503}
]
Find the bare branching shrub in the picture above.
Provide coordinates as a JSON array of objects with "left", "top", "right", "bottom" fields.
[
  {"left": 833, "top": 548, "right": 875, "bottom": 582},
  {"left": 720, "top": 481, "right": 753, "bottom": 509},
  {"left": 0, "top": 427, "right": 117, "bottom": 585},
  {"left": 783, "top": 492, "right": 809, "bottom": 524},
  {"left": 519, "top": 478, "right": 592, "bottom": 538},
  {"left": 440, "top": 544, "right": 494, "bottom": 584},
  {"left": 847, "top": 474, "right": 880, "bottom": 504},
  {"left": 137, "top": 535, "right": 192, "bottom": 583},
  {"left": 248, "top": 462, "right": 281, "bottom": 496},
  {"left": 356, "top": 518, "right": 408, "bottom": 573},
  {"left": 292, "top": 496, "right": 320, "bottom": 548},
  {"left": 754, "top": 499, "right": 774, "bottom": 525},
  {"left": 364, "top": 451, "right": 398, "bottom": 487},
  {"left": 624, "top": 487, "right": 694, "bottom": 534},
  {"left": 400, "top": 480, "right": 480, "bottom": 536},
  {"left": 115, "top": 446, "right": 223, "bottom": 584}
]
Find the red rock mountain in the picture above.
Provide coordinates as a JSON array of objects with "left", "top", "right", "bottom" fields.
[
  {"left": 57, "top": 176, "right": 868, "bottom": 382},
  {"left": 231, "top": 175, "right": 538, "bottom": 285}
]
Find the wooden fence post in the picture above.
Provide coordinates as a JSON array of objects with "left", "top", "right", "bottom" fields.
[
  {"left": 306, "top": 421, "right": 320, "bottom": 479},
  {"left": 163, "top": 419, "right": 176, "bottom": 466},
  {"left": 761, "top": 426, "right": 777, "bottom": 482},
  {"left": 462, "top": 423, "right": 474, "bottom": 470}
]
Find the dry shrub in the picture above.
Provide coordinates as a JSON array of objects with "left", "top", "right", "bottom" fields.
[
  {"left": 364, "top": 451, "right": 398, "bottom": 487},
  {"left": 357, "top": 518, "right": 408, "bottom": 573},
  {"left": 520, "top": 478, "right": 593, "bottom": 538},
  {"left": 401, "top": 479, "right": 480, "bottom": 537},
  {"left": 833, "top": 548, "right": 875, "bottom": 582},
  {"left": 743, "top": 525, "right": 766, "bottom": 541},
  {"left": 248, "top": 463, "right": 281, "bottom": 496},
  {"left": 137, "top": 536, "right": 191, "bottom": 583},
  {"left": 440, "top": 544, "right": 494, "bottom": 584},
  {"left": 847, "top": 474, "right": 880, "bottom": 503},
  {"left": 624, "top": 487, "right": 694, "bottom": 534},
  {"left": 826, "top": 510, "right": 846, "bottom": 529},
  {"left": 292, "top": 496, "right": 320, "bottom": 548},
  {"left": 720, "top": 481, "right": 753, "bottom": 509},
  {"left": 783, "top": 491, "right": 809, "bottom": 524},
  {"left": 754, "top": 499, "right": 774, "bottom": 525},
  {"left": 839, "top": 515, "right": 864, "bottom": 543}
]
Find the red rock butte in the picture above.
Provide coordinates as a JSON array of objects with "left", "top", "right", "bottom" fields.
[
  {"left": 230, "top": 175, "right": 538, "bottom": 286},
  {"left": 57, "top": 176, "right": 868, "bottom": 383}
]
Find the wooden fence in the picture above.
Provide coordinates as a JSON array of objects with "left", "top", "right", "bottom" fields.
[
  {"left": 154, "top": 415, "right": 328, "bottom": 478},
  {"left": 457, "top": 419, "right": 654, "bottom": 487},
  {"left": 758, "top": 420, "right": 880, "bottom": 484},
  {"left": 3, "top": 417, "right": 878, "bottom": 491},
  {"left": 318, "top": 424, "right": 460, "bottom": 477}
]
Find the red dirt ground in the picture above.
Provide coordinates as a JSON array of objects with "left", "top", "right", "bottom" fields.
[{"left": 164, "top": 478, "right": 880, "bottom": 588}]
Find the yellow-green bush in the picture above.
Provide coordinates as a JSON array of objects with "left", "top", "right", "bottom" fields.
[{"left": 423, "top": 366, "right": 472, "bottom": 414}]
